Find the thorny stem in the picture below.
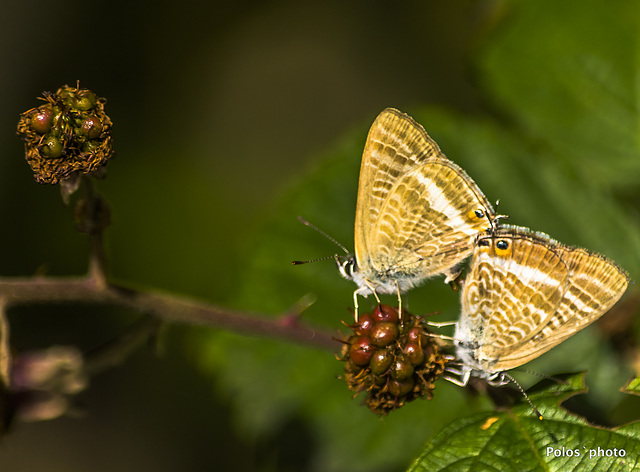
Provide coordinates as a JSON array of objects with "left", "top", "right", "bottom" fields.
[{"left": 0, "top": 275, "right": 338, "bottom": 351}]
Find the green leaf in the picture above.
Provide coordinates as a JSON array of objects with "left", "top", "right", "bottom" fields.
[
  {"left": 479, "top": 0, "right": 640, "bottom": 188},
  {"left": 474, "top": 0, "right": 640, "bottom": 279},
  {"left": 624, "top": 378, "right": 640, "bottom": 396},
  {"left": 408, "top": 374, "right": 640, "bottom": 472}
]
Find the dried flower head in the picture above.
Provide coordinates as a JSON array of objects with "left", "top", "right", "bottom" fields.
[{"left": 17, "top": 83, "right": 114, "bottom": 184}]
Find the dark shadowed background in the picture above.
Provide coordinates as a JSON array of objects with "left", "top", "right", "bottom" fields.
[{"left": 0, "top": 1, "right": 639, "bottom": 471}]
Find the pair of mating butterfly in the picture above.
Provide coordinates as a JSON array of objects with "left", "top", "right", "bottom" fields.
[{"left": 319, "top": 108, "right": 629, "bottom": 390}]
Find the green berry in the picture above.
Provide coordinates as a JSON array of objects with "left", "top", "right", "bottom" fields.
[
  {"left": 370, "top": 322, "right": 398, "bottom": 347},
  {"left": 76, "top": 90, "right": 97, "bottom": 111},
  {"left": 39, "top": 136, "right": 63, "bottom": 158},
  {"left": 391, "top": 357, "right": 414, "bottom": 381},
  {"left": 388, "top": 379, "right": 414, "bottom": 397},
  {"left": 369, "top": 349, "right": 393, "bottom": 375}
]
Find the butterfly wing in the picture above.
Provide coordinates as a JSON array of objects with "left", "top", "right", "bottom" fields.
[
  {"left": 460, "top": 227, "right": 569, "bottom": 372},
  {"left": 354, "top": 108, "right": 494, "bottom": 285},
  {"left": 369, "top": 159, "right": 494, "bottom": 280},
  {"left": 493, "top": 243, "right": 629, "bottom": 367}
]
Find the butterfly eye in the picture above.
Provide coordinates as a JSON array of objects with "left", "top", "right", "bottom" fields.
[
  {"left": 477, "top": 239, "right": 490, "bottom": 248},
  {"left": 468, "top": 209, "right": 485, "bottom": 221},
  {"left": 495, "top": 239, "right": 511, "bottom": 256},
  {"left": 496, "top": 240, "right": 509, "bottom": 250}
]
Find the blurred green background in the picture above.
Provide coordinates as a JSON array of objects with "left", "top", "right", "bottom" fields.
[{"left": 1, "top": 1, "right": 639, "bottom": 471}]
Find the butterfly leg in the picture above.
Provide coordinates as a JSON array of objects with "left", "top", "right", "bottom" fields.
[
  {"left": 425, "top": 320, "right": 457, "bottom": 328},
  {"left": 444, "top": 265, "right": 464, "bottom": 291},
  {"left": 352, "top": 290, "right": 361, "bottom": 321},
  {"left": 395, "top": 280, "right": 403, "bottom": 319},
  {"left": 423, "top": 320, "right": 457, "bottom": 342},
  {"left": 353, "top": 283, "right": 380, "bottom": 321},
  {"left": 442, "top": 367, "right": 471, "bottom": 387},
  {"left": 363, "top": 279, "right": 381, "bottom": 305},
  {"left": 424, "top": 331, "right": 456, "bottom": 342}
]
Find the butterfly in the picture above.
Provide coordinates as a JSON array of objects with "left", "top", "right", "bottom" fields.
[
  {"left": 448, "top": 225, "right": 629, "bottom": 387},
  {"left": 336, "top": 108, "right": 497, "bottom": 314}
]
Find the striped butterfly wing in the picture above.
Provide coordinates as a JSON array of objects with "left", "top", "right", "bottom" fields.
[
  {"left": 461, "top": 227, "right": 569, "bottom": 372},
  {"left": 354, "top": 108, "right": 494, "bottom": 281},
  {"left": 493, "top": 243, "right": 629, "bottom": 368},
  {"left": 369, "top": 158, "right": 495, "bottom": 280}
]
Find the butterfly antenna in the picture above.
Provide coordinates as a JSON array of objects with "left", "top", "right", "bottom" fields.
[
  {"left": 501, "top": 372, "right": 543, "bottom": 421},
  {"left": 292, "top": 255, "right": 337, "bottom": 265},
  {"left": 491, "top": 199, "right": 508, "bottom": 230},
  {"left": 297, "top": 216, "right": 350, "bottom": 255}
]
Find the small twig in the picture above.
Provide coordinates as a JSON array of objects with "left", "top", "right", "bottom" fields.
[
  {"left": 83, "top": 315, "right": 163, "bottom": 375},
  {"left": 79, "top": 176, "right": 109, "bottom": 286},
  {"left": 87, "top": 231, "right": 107, "bottom": 288}
]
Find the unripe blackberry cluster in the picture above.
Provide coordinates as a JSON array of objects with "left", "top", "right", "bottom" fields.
[
  {"left": 339, "top": 305, "right": 446, "bottom": 415},
  {"left": 17, "top": 84, "right": 113, "bottom": 184}
]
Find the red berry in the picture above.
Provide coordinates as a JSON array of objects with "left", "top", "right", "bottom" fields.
[
  {"left": 355, "top": 313, "right": 375, "bottom": 335},
  {"left": 406, "top": 327, "right": 426, "bottom": 345},
  {"left": 404, "top": 343, "right": 425, "bottom": 366},
  {"left": 80, "top": 115, "right": 103, "bottom": 139},
  {"left": 349, "top": 336, "right": 375, "bottom": 366},
  {"left": 30, "top": 106, "right": 54, "bottom": 134},
  {"left": 373, "top": 305, "right": 399, "bottom": 323}
]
